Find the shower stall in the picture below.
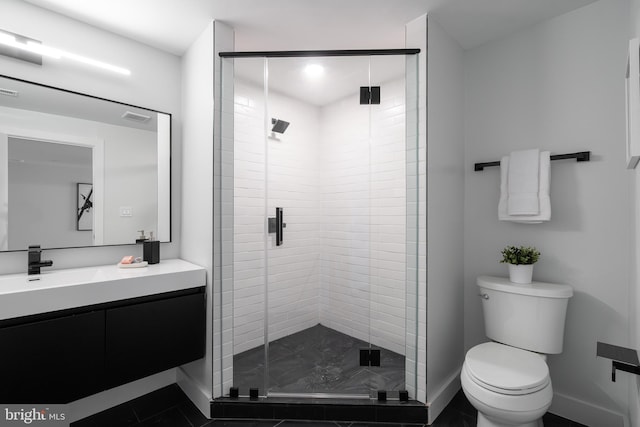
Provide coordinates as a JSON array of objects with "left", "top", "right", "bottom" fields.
[{"left": 217, "top": 49, "right": 421, "bottom": 400}]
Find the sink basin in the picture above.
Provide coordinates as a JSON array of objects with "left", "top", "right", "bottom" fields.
[{"left": 0, "top": 259, "right": 205, "bottom": 320}]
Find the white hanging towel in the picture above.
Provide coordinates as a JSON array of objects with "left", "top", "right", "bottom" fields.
[
  {"left": 507, "top": 149, "right": 540, "bottom": 214},
  {"left": 498, "top": 150, "right": 551, "bottom": 223}
]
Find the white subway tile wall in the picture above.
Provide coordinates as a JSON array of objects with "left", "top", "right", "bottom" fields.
[
  {"left": 233, "top": 76, "right": 410, "bottom": 369},
  {"left": 214, "top": 27, "right": 236, "bottom": 398},
  {"left": 404, "top": 52, "right": 420, "bottom": 399},
  {"left": 319, "top": 79, "right": 407, "bottom": 355}
]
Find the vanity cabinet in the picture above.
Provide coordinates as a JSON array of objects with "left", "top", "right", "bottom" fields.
[
  {"left": 0, "top": 310, "right": 105, "bottom": 403},
  {"left": 0, "top": 286, "right": 205, "bottom": 403},
  {"left": 105, "top": 291, "right": 205, "bottom": 388}
]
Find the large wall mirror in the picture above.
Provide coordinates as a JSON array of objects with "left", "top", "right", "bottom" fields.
[{"left": 0, "top": 75, "right": 171, "bottom": 251}]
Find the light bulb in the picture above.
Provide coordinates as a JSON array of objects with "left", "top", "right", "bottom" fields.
[{"left": 304, "top": 63, "right": 324, "bottom": 78}]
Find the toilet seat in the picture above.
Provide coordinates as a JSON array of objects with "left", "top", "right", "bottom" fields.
[{"left": 465, "top": 342, "right": 550, "bottom": 395}]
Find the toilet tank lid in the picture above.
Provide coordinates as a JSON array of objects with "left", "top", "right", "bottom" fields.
[{"left": 477, "top": 276, "right": 573, "bottom": 298}]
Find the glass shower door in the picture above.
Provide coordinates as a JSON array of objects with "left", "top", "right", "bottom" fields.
[
  {"left": 366, "top": 54, "right": 410, "bottom": 396},
  {"left": 264, "top": 56, "right": 374, "bottom": 396},
  {"left": 230, "top": 52, "right": 417, "bottom": 399}
]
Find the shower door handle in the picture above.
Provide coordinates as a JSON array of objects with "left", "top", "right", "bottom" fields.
[
  {"left": 276, "top": 207, "right": 284, "bottom": 246},
  {"left": 268, "top": 207, "right": 285, "bottom": 246}
]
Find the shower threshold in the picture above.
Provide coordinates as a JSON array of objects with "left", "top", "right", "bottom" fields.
[
  {"left": 267, "top": 392, "right": 371, "bottom": 399},
  {"left": 210, "top": 395, "right": 427, "bottom": 424}
]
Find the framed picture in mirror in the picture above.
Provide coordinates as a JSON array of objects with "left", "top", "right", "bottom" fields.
[{"left": 77, "top": 183, "right": 93, "bottom": 231}]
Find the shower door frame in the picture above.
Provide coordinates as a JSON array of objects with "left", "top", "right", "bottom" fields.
[{"left": 218, "top": 48, "right": 422, "bottom": 401}]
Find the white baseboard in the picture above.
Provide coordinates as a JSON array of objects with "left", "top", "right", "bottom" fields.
[
  {"left": 427, "top": 369, "right": 462, "bottom": 425},
  {"left": 177, "top": 367, "right": 212, "bottom": 419},
  {"left": 67, "top": 369, "right": 176, "bottom": 423},
  {"left": 550, "top": 391, "right": 627, "bottom": 427}
]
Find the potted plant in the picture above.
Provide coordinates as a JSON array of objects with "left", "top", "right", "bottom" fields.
[{"left": 500, "top": 245, "right": 540, "bottom": 284}]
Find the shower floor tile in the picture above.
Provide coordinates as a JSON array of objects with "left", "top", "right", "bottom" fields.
[{"left": 233, "top": 324, "right": 405, "bottom": 395}]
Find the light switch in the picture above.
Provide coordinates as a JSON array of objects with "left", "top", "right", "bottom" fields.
[{"left": 120, "top": 206, "right": 133, "bottom": 217}]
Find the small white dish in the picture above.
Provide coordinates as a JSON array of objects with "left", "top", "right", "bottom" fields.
[{"left": 117, "top": 261, "right": 148, "bottom": 268}]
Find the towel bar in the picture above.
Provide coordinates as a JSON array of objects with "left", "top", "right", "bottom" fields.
[{"left": 474, "top": 151, "right": 591, "bottom": 171}]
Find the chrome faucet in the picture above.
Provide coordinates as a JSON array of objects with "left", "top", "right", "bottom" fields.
[{"left": 28, "top": 245, "right": 53, "bottom": 275}]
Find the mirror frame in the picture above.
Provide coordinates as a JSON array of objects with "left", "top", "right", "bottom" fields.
[{"left": 0, "top": 74, "right": 172, "bottom": 251}]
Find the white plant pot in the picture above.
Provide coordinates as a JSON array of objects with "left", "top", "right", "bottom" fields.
[{"left": 508, "top": 264, "right": 533, "bottom": 284}]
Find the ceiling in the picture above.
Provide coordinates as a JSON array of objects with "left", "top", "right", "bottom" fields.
[
  {"left": 22, "top": 0, "right": 599, "bottom": 56},
  {"left": 16, "top": 0, "right": 599, "bottom": 108},
  {"left": 234, "top": 55, "right": 408, "bottom": 107}
]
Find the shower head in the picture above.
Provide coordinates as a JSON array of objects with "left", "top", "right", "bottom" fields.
[{"left": 271, "top": 118, "right": 290, "bottom": 134}]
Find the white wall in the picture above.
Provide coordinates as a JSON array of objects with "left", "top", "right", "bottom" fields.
[
  {"left": 404, "top": 13, "right": 467, "bottom": 421},
  {"left": 233, "top": 80, "right": 322, "bottom": 354},
  {"left": 320, "top": 79, "right": 407, "bottom": 355},
  {"left": 0, "top": 0, "right": 181, "bottom": 273},
  {"left": 630, "top": 0, "right": 640, "bottom": 425},
  {"left": 179, "top": 20, "right": 215, "bottom": 410},
  {"left": 266, "top": 87, "right": 323, "bottom": 345},
  {"left": 233, "top": 80, "right": 269, "bottom": 354},
  {"left": 180, "top": 20, "right": 235, "bottom": 411},
  {"left": 405, "top": 14, "right": 429, "bottom": 406},
  {"left": 8, "top": 138, "right": 92, "bottom": 249},
  {"left": 425, "top": 16, "right": 466, "bottom": 424},
  {"left": 464, "top": 0, "right": 630, "bottom": 425}
]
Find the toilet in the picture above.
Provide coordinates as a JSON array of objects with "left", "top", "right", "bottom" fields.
[{"left": 461, "top": 276, "right": 573, "bottom": 427}]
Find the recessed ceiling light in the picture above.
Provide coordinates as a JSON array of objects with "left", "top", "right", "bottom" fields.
[{"left": 304, "top": 64, "right": 324, "bottom": 79}]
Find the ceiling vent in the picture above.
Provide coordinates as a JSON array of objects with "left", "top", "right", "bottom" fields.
[
  {"left": 121, "top": 111, "right": 151, "bottom": 123},
  {"left": 0, "top": 87, "right": 18, "bottom": 97}
]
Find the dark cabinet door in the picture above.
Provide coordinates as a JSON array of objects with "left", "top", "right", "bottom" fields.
[
  {"left": 105, "top": 292, "right": 205, "bottom": 388},
  {"left": 0, "top": 311, "right": 105, "bottom": 403}
]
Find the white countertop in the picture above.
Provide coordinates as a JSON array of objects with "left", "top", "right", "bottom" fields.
[{"left": 0, "top": 259, "right": 206, "bottom": 321}]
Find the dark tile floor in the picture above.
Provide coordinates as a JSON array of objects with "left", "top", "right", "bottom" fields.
[
  {"left": 429, "top": 389, "right": 586, "bottom": 427},
  {"left": 72, "top": 383, "right": 586, "bottom": 427},
  {"left": 233, "top": 324, "right": 405, "bottom": 396}
]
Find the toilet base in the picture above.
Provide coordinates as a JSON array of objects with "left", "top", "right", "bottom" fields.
[{"left": 477, "top": 412, "right": 543, "bottom": 427}]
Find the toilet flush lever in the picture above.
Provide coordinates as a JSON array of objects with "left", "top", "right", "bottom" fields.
[{"left": 478, "top": 293, "right": 489, "bottom": 300}]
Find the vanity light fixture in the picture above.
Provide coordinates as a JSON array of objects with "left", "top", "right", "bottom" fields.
[
  {"left": 0, "top": 33, "right": 60, "bottom": 59},
  {"left": 0, "top": 30, "right": 44, "bottom": 65},
  {"left": 0, "top": 29, "right": 131, "bottom": 76}
]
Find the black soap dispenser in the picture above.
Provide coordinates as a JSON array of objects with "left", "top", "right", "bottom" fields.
[
  {"left": 135, "top": 230, "right": 148, "bottom": 244},
  {"left": 143, "top": 231, "right": 160, "bottom": 264}
]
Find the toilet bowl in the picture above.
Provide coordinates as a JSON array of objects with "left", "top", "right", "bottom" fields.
[{"left": 461, "top": 342, "right": 552, "bottom": 427}]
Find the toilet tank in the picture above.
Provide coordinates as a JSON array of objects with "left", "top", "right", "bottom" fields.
[{"left": 477, "top": 276, "right": 573, "bottom": 354}]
